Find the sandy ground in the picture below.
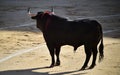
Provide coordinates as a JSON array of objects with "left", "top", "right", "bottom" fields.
[
  {"left": 0, "top": 37, "right": 120, "bottom": 75},
  {"left": 0, "top": 0, "right": 120, "bottom": 75}
]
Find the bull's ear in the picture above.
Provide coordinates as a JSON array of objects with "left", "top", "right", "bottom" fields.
[{"left": 31, "top": 16, "right": 37, "bottom": 19}]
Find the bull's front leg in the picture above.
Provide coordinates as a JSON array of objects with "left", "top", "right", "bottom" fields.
[
  {"left": 55, "top": 46, "right": 61, "bottom": 66},
  {"left": 47, "top": 44, "right": 55, "bottom": 68}
]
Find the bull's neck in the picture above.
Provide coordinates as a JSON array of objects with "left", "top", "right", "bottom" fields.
[{"left": 42, "top": 16, "right": 51, "bottom": 32}]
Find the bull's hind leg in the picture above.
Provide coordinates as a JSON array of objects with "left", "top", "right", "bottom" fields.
[
  {"left": 55, "top": 46, "right": 61, "bottom": 66},
  {"left": 81, "top": 45, "right": 92, "bottom": 70},
  {"left": 89, "top": 46, "right": 98, "bottom": 69}
]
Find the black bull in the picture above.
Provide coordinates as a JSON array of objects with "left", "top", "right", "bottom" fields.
[{"left": 30, "top": 12, "right": 104, "bottom": 70}]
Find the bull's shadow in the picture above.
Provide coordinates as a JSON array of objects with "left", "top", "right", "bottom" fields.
[
  {"left": 0, "top": 67, "right": 49, "bottom": 75},
  {"left": 0, "top": 66, "right": 88, "bottom": 75}
]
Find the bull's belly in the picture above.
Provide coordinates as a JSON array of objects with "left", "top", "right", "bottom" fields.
[
  {"left": 53, "top": 39, "right": 84, "bottom": 51},
  {"left": 44, "top": 32, "right": 100, "bottom": 47},
  {"left": 54, "top": 38, "right": 84, "bottom": 46}
]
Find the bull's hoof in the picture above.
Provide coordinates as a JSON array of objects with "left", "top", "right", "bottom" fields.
[
  {"left": 55, "top": 62, "right": 60, "bottom": 66},
  {"left": 49, "top": 64, "right": 54, "bottom": 68},
  {"left": 80, "top": 68, "right": 85, "bottom": 71},
  {"left": 80, "top": 66, "right": 87, "bottom": 70},
  {"left": 88, "top": 64, "right": 96, "bottom": 69}
]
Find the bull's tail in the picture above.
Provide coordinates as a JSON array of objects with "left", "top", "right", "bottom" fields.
[
  {"left": 95, "top": 20, "right": 104, "bottom": 62},
  {"left": 99, "top": 35, "right": 104, "bottom": 62}
]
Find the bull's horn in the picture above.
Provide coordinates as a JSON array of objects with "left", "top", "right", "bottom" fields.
[
  {"left": 51, "top": 7, "right": 55, "bottom": 14},
  {"left": 28, "top": 8, "right": 31, "bottom": 14},
  {"left": 27, "top": 8, "right": 36, "bottom": 17}
]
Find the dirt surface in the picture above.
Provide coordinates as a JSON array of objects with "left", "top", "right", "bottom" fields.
[{"left": 0, "top": 0, "right": 120, "bottom": 75}]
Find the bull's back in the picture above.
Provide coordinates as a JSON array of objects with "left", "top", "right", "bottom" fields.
[{"left": 52, "top": 19, "right": 101, "bottom": 36}]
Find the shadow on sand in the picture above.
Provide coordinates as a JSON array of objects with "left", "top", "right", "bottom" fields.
[{"left": 0, "top": 66, "right": 88, "bottom": 75}]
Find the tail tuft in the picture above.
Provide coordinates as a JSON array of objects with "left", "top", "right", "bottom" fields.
[{"left": 99, "top": 38, "right": 104, "bottom": 62}]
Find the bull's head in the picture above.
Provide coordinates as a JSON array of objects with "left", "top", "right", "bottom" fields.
[{"left": 28, "top": 8, "right": 54, "bottom": 31}]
